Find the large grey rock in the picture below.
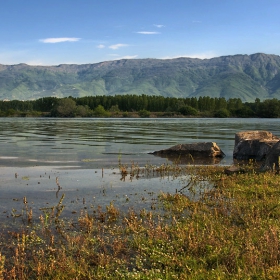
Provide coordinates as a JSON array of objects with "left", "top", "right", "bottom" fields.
[
  {"left": 260, "top": 140, "right": 280, "bottom": 171},
  {"left": 233, "top": 131, "right": 279, "bottom": 160},
  {"left": 150, "top": 142, "right": 225, "bottom": 158}
]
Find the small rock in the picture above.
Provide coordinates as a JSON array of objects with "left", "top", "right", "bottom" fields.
[{"left": 224, "top": 166, "right": 244, "bottom": 175}]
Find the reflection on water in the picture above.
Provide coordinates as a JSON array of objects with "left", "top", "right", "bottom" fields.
[
  {"left": 0, "top": 118, "right": 280, "bottom": 168},
  {"left": 151, "top": 153, "right": 224, "bottom": 165},
  {"left": 0, "top": 166, "right": 199, "bottom": 227}
]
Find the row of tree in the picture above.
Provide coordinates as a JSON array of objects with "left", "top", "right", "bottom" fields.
[{"left": 0, "top": 95, "right": 279, "bottom": 118}]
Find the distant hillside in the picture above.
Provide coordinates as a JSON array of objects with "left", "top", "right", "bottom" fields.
[{"left": 1, "top": 53, "right": 280, "bottom": 102}]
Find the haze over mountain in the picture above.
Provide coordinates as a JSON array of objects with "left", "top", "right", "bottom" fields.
[{"left": 1, "top": 53, "right": 280, "bottom": 102}]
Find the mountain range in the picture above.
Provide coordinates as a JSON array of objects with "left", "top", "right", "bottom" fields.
[{"left": 1, "top": 53, "right": 280, "bottom": 102}]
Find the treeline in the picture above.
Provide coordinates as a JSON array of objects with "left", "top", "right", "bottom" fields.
[{"left": 0, "top": 95, "right": 279, "bottom": 118}]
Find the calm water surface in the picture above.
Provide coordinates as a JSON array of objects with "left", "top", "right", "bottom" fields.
[
  {"left": 0, "top": 118, "right": 279, "bottom": 226},
  {"left": 1, "top": 117, "right": 280, "bottom": 168}
]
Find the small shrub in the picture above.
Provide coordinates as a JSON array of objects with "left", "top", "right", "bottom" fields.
[
  {"left": 214, "top": 108, "right": 231, "bottom": 118},
  {"left": 179, "top": 105, "right": 198, "bottom": 116},
  {"left": 138, "top": 109, "right": 150, "bottom": 118},
  {"left": 93, "top": 105, "right": 110, "bottom": 117}
]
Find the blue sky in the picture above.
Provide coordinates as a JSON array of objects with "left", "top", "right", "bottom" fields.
[{"left": 1, "top": 0, "right": 280, "bottom": 65}]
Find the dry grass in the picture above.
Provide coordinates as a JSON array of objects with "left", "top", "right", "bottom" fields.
[{"left": 1, "top": 163, "right": 280, "bottom": 279}]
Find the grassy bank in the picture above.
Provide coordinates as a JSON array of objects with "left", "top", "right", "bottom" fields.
[{"left": 1, "top": 164, "right": 280, "bottom": 279}]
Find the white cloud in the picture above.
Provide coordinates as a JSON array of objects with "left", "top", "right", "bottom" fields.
[
  {"left": 97, "top": 44, "right": 105, "bottom": 49},
  {"left": 185, "top": 52, "right": 217, "bottom": 59},
  {"left": 137, "top": 31, "right": 160, "bottom": 35},
  {"left": 119, "top": 55, "right": 138, "bottom": 59},
  {"left": 108, "top": 43, "right": 129, "bottom": 50},
  {"left": 108, "top": 54, "right": 138, "bottom": 60},
  {"left": 154, "top": 24, "right": 165, "bottom": 28},
  {"left": 26, "top": 60, "right": 44, "bottom": 66},
  {"left": 40, "top": 37, "right": 81, "bottom": 43},
  {"left": 162, "top": 52, "right": 218, "bottom": 60}
]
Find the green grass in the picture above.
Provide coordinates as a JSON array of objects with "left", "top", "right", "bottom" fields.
[{"left": 1, "top": 163, "right": 280, "bottom": 279}]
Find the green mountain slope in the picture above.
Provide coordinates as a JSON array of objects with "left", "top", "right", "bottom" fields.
[{"left": 1, "top": 53, "right": 280, "bottom": 101}]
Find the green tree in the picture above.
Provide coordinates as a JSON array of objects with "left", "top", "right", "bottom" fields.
[
  {"left": 109, "top": 105, "right": 120, "bottom": 113},
  {"left": 190, "top": 97, "right": 198, "bottom": 109},
  {"left": 179, "top": 105, "right": 198, "bottom": 116},
  {"left": 93, "top": 105, "right": 110, "bottom": 117},
  {"left": 235, "top": 105, "right": 255, "bottom": 117},
  {"left": 33, "top": 97, "right": 58, "bottom": 112},
  {"left": 138, "top": 109, "right": 150, "bottom": 118},
  {"left": 76, "top": 105, "right": 91, "bottom": 117},
  {"left": 198, "top": 96, "right": 215, "bottom": 111},
  {"left": 227, "top": 98, "right": 243, "bottom": 113},
  {"left": 257, "top": 99, "right": 280, "bottom": 118},
  {"left": 215, "top": 97, "right": 227, "bottom": 110},
  {"left": 52, "top": 98, "right": 77, "bottom": 117},
  {"left": 214, "top": 108, "right": 231, "bottom": 118}
]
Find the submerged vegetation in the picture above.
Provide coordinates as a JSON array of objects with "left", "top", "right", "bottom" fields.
[
  {"left": 1, "top": 162, "right": 280, "bottom": 279},
  {"left": 1, "top": 95, "right": 280, "bottom": 118}
]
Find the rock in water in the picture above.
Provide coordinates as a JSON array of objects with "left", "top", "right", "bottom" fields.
[
  {"left": 233, "top": 131, "right": 279, "bottom": 160},
  {"left": 150, "top": 142, "right": 225, "bottom": 158},
  {"left": 260, "top": 140, "right": 280, "bottom": 172}
]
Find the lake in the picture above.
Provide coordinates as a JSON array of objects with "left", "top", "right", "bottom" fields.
[
  {"left": 1, "top": 117, "right": 280, "bottom": 168},
  {"left": 0, "top": 118, "right": 279, "bottom": 227}
]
